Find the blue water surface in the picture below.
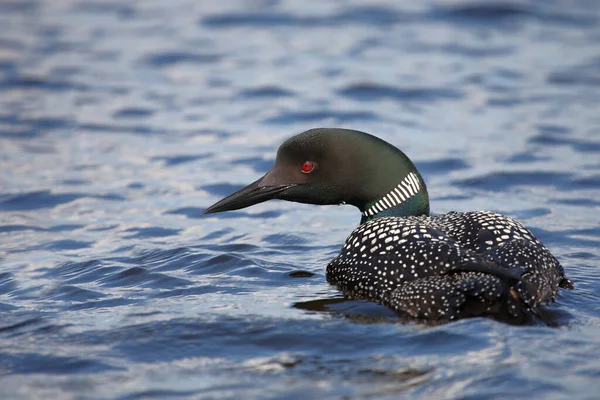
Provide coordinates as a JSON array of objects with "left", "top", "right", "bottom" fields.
[{"left": 1, "top": 0, "right": 600, "bottom": 399}]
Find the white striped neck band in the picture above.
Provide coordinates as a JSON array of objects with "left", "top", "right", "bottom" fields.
[{"left": 362, "top": 172, "right": 421, "bottom": 217}]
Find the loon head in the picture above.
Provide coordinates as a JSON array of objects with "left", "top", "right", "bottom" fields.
[{"left": 203, "top": 128, "right": 430, "bottom": 222}]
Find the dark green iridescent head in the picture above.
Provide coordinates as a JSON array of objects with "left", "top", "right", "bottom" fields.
[{"left": 203, "top": 128, "right": 430, "bottom": 223}]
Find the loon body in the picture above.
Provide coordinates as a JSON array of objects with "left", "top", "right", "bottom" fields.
[{"left": 203, "top": 128, "right": 572, "bottom": 322}]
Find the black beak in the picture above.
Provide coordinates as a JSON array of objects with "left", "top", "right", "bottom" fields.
[{"left": 202, "top": 176, "right": 297, "bottom": 215}]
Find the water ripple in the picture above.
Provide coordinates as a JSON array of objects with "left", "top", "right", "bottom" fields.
[
  {"left": 0, "top": 75, "right": 88, "bottom": 92},
  {"left": 415, "top": 158, "right": 470, "bottom": 176},
  {"left": 0, "top": 190, "right": 123, "bottom": 211},
  {"left": 1, "top": 0, "right": 599, "bottom": 398},
  {"left": 141, "top": 52, "right": 222, "bottom": 67},
  {"left": 152, "top": 154, "right": 213, "bottom": 166},
  {"left": 51, "top": 260, "right": 121, "bottom": 285},
  {"left": 122, "top": 227, "right": 181, "bottom": 239},
  {"left": 0, "top": 115, "right": 72, "bottom": 138},
  {"left": 43, "top": 285, "right": 106, "bottom": 302},
  {"left": 529, "top": 134, "right": 600, "bottom": 153},
  {"left": 264, "top": 110, "right": 378, "bottom": 124},
  {"left": 453, "top": 171, "right": 573, "bottom": 191},
  {"left": 71, "top": 1, "right": 135, "bottom": 18},
  {"left": 548, "top": 57, "right": 600, "bottom": 86},
  {"left": 430, "top": 1, "right": 599, "bottom": 27},
  {"left": 98, "top": 267, "right": 192, "bottom": 289},
  {"left": 338, "top": 83, "right": 464, "bottom": 102},
  {"left": 236, "top": 86, "right": 295, "bottom": 99},
  {"left": 230, "top": 157, "right": 273, "bottom": 173},
  {"left": 2, "top": 353, "right": 122, "bottom": 375},
  {"left": 113, "top": 107, "right": 155, "bottom": 120},
  {"left": 201, "top": 6, "right": 409, "bottom": 28}
]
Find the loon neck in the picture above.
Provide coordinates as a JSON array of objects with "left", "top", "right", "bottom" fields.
[{"left": 359, "top": 171, "right": 430, "bottom": 224}]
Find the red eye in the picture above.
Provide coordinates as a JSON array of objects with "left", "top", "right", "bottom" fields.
[{"left": 301, "top": 161, "right": 315, "bottom": 174}]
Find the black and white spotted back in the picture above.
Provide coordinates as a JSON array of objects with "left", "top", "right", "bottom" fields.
[{"left": 326, "top": 210, "right": 571, "bottom": 321}]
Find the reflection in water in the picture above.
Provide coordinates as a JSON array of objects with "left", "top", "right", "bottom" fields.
[{"left": 293, "top": 297, "right": 400, "bottom": 323}]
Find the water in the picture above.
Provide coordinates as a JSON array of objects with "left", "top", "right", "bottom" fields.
[{"left": 1, "top": 0, "right": 600, "bottom": 398}]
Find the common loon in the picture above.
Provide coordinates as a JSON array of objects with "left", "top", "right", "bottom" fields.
[{"left": 203, "top": 128, "right": 573, "bottom": 322}]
